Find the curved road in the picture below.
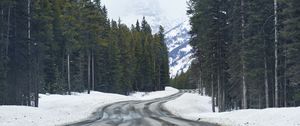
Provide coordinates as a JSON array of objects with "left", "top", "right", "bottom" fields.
[{"left": 67, "top": 93, "right": 219, "bottom": 126}]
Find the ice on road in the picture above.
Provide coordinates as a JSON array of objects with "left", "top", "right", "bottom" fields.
[{"left": 68, "top": 93, "right": 218, "bottom": 126}]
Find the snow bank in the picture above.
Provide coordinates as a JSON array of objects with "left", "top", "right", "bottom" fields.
[
  {"left": 199, "top": 107, "right": 300, "bottom": 126},
  {"left": 164, "top": 93, "right": 300, "bottom": 126},
  {"left": 0, "top": 87, "right": 179, "bottom": 126},
  {"left": 130, "top": 86, "right": 179, "bottom": 100},
  {"left": 163, "top": 93, "right": 217, "bottom": 119},
  {"left": 0, "top": 92, "right": 135, "bottom": 126}
]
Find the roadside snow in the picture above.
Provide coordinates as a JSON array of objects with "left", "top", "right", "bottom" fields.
[
  {"left": 163, "top": 93, "right": 300, "bottom": 126},
  {"left": 163, "top": 93, "right": 217, "bottom": 119},
  {"left": 0, "top": 92, "right": 134, "bottom": 126},
  {"left": 130, "top": 87, "right": 179, "bottom": 100},
  {"left": 0, "top": 87, "right": 178, "bottom": 126},
  {"left": 199, "top": 107, "right": 300, "bottom": 126}
]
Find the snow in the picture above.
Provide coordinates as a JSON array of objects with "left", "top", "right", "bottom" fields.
[
  {"left": 0, "top": 87, "right": 178, "bottom": 126},
  {"left": 199, "top": 107, "right": 300, "bottom": 126},
  {"left": 2, "top": 89, "right": 299, "bottom": 126},
  {"left": 130, "top": 87, "right": 179, "bottom": 100},
  {"left": 102, "top": 0, "right": 189, "bottom": 33},
  {"left": 165, "top": 20, "right": 191, "bottom": 52},
  {"left": 163, "top": 93, "right": 300, "bottom": 126},
  {"left": 0, "top": 92, "right": 134, "bottom": 126},
  {"left": 165, "top": 20, "right": 194, "bottom": 78},
  {"left": 169, "top": 52, "right": 194, "bottom": 78},
  {"left": 101, "top": 0, "right": 193, "bottom": 78},
  {"left": 163, "top": 93, "right": 217, "bottom": 119},
  {"left": 180, "top": 44, "right": 193, "bottom": 52}
]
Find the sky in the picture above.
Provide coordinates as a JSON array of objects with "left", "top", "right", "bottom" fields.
[{"left": 101, "top": 0, "right": 189, "bottom": 31}]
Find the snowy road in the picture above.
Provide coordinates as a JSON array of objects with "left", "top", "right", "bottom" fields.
[{"left": 67, "top": 93, "right": 218, "bottom": 126}]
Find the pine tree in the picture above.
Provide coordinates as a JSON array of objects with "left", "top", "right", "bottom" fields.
[
  {"left": 186, "top": 0, "right": 300, "bottom": 110},
  {"left": 0, "top": 0, "right": 170, "bottom": 105},
  {"left": 282, "top": 0, "right": 300, "bottom": 105},
  {"left": 158, "top": 26, "right": 169, "bottom": 90}
]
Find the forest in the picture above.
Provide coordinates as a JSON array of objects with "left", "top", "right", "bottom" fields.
[
  {"left": 171, "top": 0, "right": 300, "bottom": 111},
  {"left": 0, "top": 0, "right": 169, "bottom": 107}
]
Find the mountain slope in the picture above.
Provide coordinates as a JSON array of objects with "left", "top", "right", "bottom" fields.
[{"left": 165, "top": 21, "right": 194, "bottom": 78}]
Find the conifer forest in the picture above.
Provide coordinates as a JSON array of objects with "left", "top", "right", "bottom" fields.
[
  {"left": 1, "top": 0, "right": 300, "bottom": 126},
  {"left": 0, "top": 0, "right": 300, "bottom": 115},
  {"left": 171, "top": 0, "right": 300, "bottom": 111},
  {"left": 0, "top": 0, "right": 169, "bottom": 107}
]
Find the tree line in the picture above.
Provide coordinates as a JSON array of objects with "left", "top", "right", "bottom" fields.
[
  {"left": 0, "top": 0, "right": 169, "bottom": 107},
  {"left": 172, "top": 0, "right": 300, "bottom": 112}
]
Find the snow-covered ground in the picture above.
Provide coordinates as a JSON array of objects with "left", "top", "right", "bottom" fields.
[
  {"left": 200, "top": 107, "right": 300, "bottom": 126},
  {"left": 163, "top": 93, "right": 300, "bottom": 126},
  {"left": 0, "top": 87, "right": 178, "bottom": 126},
  {"left": 163, "top": 93, "right": 217, "bottom": 119},
  {"left": 2, "top": 88, "right": 299, "bottom": 126},
  {"left": 130, "top": 87, "right": 179, "bottom": 100},
  {"left": 0, "top": 92, "right": 134, "bottom": 126}
]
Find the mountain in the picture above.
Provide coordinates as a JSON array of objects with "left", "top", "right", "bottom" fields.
[
  {"left": 165, "top": 21, "right": 194, "bottom": 78},
  {"left": 102, "top": 0, "right": 188, "bottom": 33},
  {"left": 101, "top": 0, "right": 192, "bottom": 78}
]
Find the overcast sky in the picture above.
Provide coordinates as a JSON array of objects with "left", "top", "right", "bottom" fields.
[{"left": 101, "top": 0, "right": 189, "bottom": 29}]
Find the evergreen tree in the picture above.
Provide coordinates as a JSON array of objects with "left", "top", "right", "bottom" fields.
[
  {"left": 282, "top": 0, "right": 300, "bottom": 105},
  {"left": 0, "top": 0, "right": 170, "bottom": 106},
  {"left": 185, "top": 0, "right": 300, "bottom": 111}
]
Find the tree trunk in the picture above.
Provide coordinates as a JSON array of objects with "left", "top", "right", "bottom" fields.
[
  {"left": 201, "top": 75, "right": 204, "bottom": 95},
  {"left": 92, "top": 51, "right": 95, "bottom": 91},
  {"left": 34, "top": 45, "right": 39, "bottom": 107},
  {"left": 35, "top": 55, "right": 39, "bottom": 107},
  {"left": 264, "top": 37, "right": 269, "bottom": 108},
  {"left": 222, "top": 85, "right": 225, "bottom": 110},
  {"left": 242, "top": 63, "right": 247, "bottom": 109},
  {"left": 158, "top": 66, "right": 161, "bottom": 90},
  {"left": 217, "top": 72, "right": 221, "bottom": 111},
  {"left": 222, "top": 63, "right": 225, "bottom": 111},
  {"left": 27, "top": 0, "right": 31, "bottom": 41},
  {"left": 27, "top": 0, "right": 32, "bottom": 106},
  {"left": 211, "top": 74, "right": 215, "bottom": 112},
  {"left": 87, "top": 51, "right": 91, "bottom": 94},
  {"left": 1, "top": 6, "right": 3, "bottom": 41},
  {"left": 67, "top": 54, "right": 71, "bottom": 95},
  {"left": 259, "top": 94, "right": 261, "bottom": 109},
  {"left": 241, "top": 0, "right": 247, "bottom": 109},
  {"left": 0, "top": 8, "right": 3, "bottom": 104},
  {"left": 199, "top": 72, "right": 202, "bottom": 95},
  {"left": 6, "top": 6, "right": 11, "bottom": 56},
  {"left": 274, "top": 0, "right": 279, "bottom": 107},
  {"left": 284, "top": 41, "right": 287, "bottom": 107},
  {"left": 264, "top": 54, "right": 269, "bottom": 108}
]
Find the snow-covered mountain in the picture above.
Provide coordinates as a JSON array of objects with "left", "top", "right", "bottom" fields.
[
  {"left": 101, "top": 0, "right": 193, "bottom": 78},
  {"left": 102, "top": 0, "right": 189, "bottom": 33},
  {"left": 165, "top": 21, "right": 194, "bottom": 78}
]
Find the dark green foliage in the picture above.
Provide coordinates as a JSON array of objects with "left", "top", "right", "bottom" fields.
[
  {"left": 282, "top": 0, "right": 300, "bottom": 105},
  {"left": 0, "top": 0, "right": 169, "bottom": 106},
  {"left": 179, "top": 0, "right": 300, "bottom": 111}
]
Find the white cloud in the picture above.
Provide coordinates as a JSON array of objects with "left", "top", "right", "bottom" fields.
[{"left": 101, "top": 0, "right": 189, "bottom": 30}]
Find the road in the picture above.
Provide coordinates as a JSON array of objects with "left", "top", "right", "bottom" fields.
[{"left": 67, "top": 93, "right": 219, "bottom": 126}]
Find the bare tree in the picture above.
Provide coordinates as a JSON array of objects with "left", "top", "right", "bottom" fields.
[
  {"left": 92, "top": 51, "right": 95, "bottom": 91},
  {"left": 6, "top": 6, "right": 10, "bottom": 55},
  {"left": 67, "top": 54, "right": 71, "bottom": 95},
  {"left": 274, "top": 0, "right": 279, "bottom": 107},
  {"left": 284, "top": 38, "right": 287, "bottom": 107},
  {"left": 211, "top": 74, "right": 215, "bottom": 112},
  {"left": 87, "top": 51, "right": 91, "bottom": 94},
  {"left": 241, "top": 0, "right": 247, "bottom": 109},
  {"left": 1, "top": 5, "right": 3, "bottom": 41},
  {"left": 264, "top": 45, "right": 269, "bottom": 108},
  {"left": 27, "top": 0, "right": 33, "bottom": 106}
]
